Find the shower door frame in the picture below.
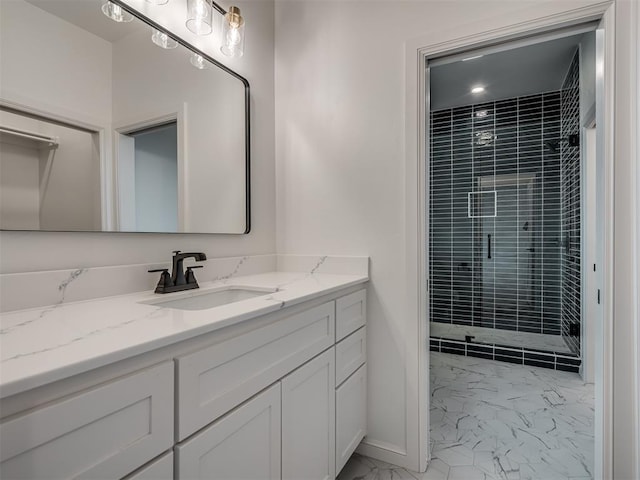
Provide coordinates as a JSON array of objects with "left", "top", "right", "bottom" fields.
[{"left": 402, "top": 2, "right": 622, "bottom": 476}]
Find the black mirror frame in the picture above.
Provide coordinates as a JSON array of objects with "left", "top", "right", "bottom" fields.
[{"left": 110, "top": 0, "right": 251, "bottom": 234}]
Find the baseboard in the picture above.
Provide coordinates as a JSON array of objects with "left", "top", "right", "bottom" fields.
[{"left": 356, "top": 440, "right": 422, "bottom": 472}]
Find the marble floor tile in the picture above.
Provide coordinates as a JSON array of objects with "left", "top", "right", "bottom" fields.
[
  {"left": 339, "top": 352, "right": 594, "bottom": 480},
  {"left": 448, "top": 465, "right": 499, "bottom": 480}
]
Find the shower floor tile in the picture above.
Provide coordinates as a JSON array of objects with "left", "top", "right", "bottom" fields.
[
  {"left": 430, "top": 323, "right": 572, "bottom": 354},
  {"left": 338, "top": 352, "right": 594, "bottom": 480}
]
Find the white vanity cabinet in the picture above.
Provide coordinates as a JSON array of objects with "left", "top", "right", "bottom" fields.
[
  {"left": 124, "top": 452, "right": 174, "bottom": 480},
  {"left": 0, "top": 362, "right": 174, "bottom": 480},
  {"left": 334, "top": 290, "right": 368, "bottom": 476},
  {"left": 336, "top": 363, "right": 367, "bottom": 474},
  {"left": 0, "top": 287, "right": 367, "bottom": 480},
  {"left": 282, "top": 348, "right": 336, "bottom": 480},
  {"left": 175, "top": 383, "right": 282, "bottom": 480},
  {"left": 176, "top": 347, "right": 339, "bottom": 480},
  {"left": 175, "top": 301, "right": 335, "bottom": 441}
]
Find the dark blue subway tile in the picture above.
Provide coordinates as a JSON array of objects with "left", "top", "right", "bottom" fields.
[
  {"left": 556, "top": 363, "right": 580, "bottom": 373},
  {"left": 524, "top": 358, "right": 555, "bottom": 369},
  {"left": 495, "top": 354, "right": 524, "bottom": 365}
]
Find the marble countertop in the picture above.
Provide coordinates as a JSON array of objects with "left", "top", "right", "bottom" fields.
[{"left": 0, "top": 271, "right": 368, "bottom": 399}]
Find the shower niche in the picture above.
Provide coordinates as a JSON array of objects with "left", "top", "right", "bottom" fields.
[{"left": 428, "top": 30, "right": 594, "bottom": 373}]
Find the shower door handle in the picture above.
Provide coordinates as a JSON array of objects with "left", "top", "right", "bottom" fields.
[{"left": 487, "top": 234, "right": 492, "bottom": 259}]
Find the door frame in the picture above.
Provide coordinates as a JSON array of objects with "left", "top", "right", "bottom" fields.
[
  {"left": 404, "top": 1, "right": 616, "bottom": 474},
  {"left": 113, "top": 104, "right": 187, "bottom": 232},
  {"left": 0, "top": 98, "right": 111, "bottom": 230}
]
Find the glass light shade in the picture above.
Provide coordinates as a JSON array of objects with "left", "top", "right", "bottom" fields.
[
  {"left": 190, "top": 53, "right": 207, "bottom": 70},
  {"left": 220, "top": 6, "right": 244, "bottom": 57},
  {"left": 145, "top": 0, "right": 169, "bottom": 4},
  {"left": 101, "top": 1, "right": 133, "bottom": 22},
  {"left": 186, "top": 0, "right": 212, "bottom": 36},
  {"left": 152, "top": 29, "right": 178, "bottom": 49}
]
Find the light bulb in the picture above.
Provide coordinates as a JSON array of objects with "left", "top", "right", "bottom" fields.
[
  {"left": 186, "top": 0, "right": 212, "bottom": 36},
  {"left": 190, "top": 53, "right": 207, "bottom": 70},
  {"left": 226, "top": 27, "right": 242, "bottom": 47},
  {"left": 101, "top": 1, "right": 133, "bottom": 22},
  {"left": 220, "top": 6, "right": 244, "bottom": 57},
  {"left": 152, "top": 29, "right": 177, "bottom": 49}
]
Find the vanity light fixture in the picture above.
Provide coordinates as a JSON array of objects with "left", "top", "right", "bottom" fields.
[
  {"left": 471, "top": 86, "right": 485, "bottom": 94},
  {"left": 185, "top": 0, "right": 245, "bottom": 57},
  {"left": 220, "top": 6, "right": 245, "bottom": 57},
  {"left": 190, "top": 53, "right": 207, "bottom": 69},
  {"left": 103, "top": 0, "right": 246, "bottom": 58},
  {"left": 186, "top": 0, "right": 213, "bottom": 35},
  {"left": 101, "top": 1, "right": 133, "bottom": 22},
  {"left": 152, "top": 29, "right": 178, "bottom": 49}
]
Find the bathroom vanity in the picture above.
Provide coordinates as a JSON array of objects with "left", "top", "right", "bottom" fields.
[{"left": 0, "top": 270, "right": 368, "bottom": 479}]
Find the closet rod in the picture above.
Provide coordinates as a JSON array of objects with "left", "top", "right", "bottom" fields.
[{"left": 0, "top": 126, "right": 58, "bottom": 147}]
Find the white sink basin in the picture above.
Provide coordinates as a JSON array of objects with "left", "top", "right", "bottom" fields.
[{"left": 143, "top": 286, "right": 276, "bottom": 311}]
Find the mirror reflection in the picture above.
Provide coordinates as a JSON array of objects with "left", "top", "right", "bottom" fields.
[{"left": 0, "top": 0, "right": 249, "bottom": 234}]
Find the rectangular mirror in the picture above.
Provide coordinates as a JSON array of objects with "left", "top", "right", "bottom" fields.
[{"left": 0, "top": 0, "right": 250, "bottom": 234}]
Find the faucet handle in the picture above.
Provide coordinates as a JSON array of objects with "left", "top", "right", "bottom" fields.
[
  {"left": 148, "top": 269, "right": 173, "bottom": 293},
  {"left": 185, "top": 265, "right": 203, "bottom": 285}
]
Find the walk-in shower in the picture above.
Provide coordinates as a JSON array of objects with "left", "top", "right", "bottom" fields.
[{"left": 428, "top": 32, "right": 593, "bottom": 373}]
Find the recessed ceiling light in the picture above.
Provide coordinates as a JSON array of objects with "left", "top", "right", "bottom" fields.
[
  {"left": 471, "top": 86, "right": 485, "bottom": 94},
  {"left": 462, "top": 55, "right": 484, "bottom": 62}
]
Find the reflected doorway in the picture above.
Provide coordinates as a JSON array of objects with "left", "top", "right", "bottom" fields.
[{"left": 117, "top": 121, "right": 178, "bottom": 232}]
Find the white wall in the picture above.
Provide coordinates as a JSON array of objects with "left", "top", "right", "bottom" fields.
[
  {"left": 0, "top": 139, "right": 40, "bottom": 230},
  {"left": 580, "top": 30, "right": 596, "bottom": 384},
  {"left": 0, "top": 0, "right": 276, "bottom": 273},
  {"left": 580, "top": 31, "right": 597, "bottom": 125},
  {"left": 275, "top": 0, "right": 638, "bottom": 472},
  {"left": 0, "top": 0, "right": 112, "bottom": 127},
  {"left": 612, "top": 1, "right": 639, "bottom": 477}
]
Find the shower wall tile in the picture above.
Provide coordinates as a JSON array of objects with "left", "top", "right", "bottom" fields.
[
  {"left": 430, "top": 91, "right": 564, "bottom": 336},
  {"left": 428, "top": 334, "right": 580, "bottom": 372}
]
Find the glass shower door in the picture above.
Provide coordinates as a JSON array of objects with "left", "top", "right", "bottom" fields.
[{"left": 474, "top": 174, "right": 540, "bottom": 332}]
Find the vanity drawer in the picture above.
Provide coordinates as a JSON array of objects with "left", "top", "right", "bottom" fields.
[
  {"left": 336, "top": 289, "right": 366, "bottom": 341},
  {"left": 0, "top": 362, "right": 174, "bottom": 480},
  {"left": 336, "top": 326, "right": 366, "bottom": 386},
  {"left": 176, "top": 301, "right": 335, "bottom": 440}
]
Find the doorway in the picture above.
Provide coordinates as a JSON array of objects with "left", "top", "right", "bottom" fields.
[
  {"left": 116, "top": 121, "right": 179, "bottom": 232},
  {"left": 421, "top": 20, "right": 609, "bottom": 479}
]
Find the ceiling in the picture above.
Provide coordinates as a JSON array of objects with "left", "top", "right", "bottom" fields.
[
  {"left": 430, "top": 33, "right": 586, "bottom": 111},
  {"left": 25, "top": 0, "right": 141, "bottom": 43}
]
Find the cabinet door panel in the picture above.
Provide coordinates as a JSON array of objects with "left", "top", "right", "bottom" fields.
[
  {"left": 336, "top": 364, "right": 367, "bottom": 476},
  {"left": 282, "top": 349, "right": 335, "bottom": 480},
  {"left": 176, "top": 301, "right": 334, "bottom": 440},
  {"left": 0, "top": 362, "right": 173, "bottom": 480},
  {"left": 176, "top": 383, "right": 281, "bottom": 480}
]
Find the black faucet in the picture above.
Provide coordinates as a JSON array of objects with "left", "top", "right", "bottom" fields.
[{"left": 148, "top": 250, "right": 207, "bottom": 294}]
